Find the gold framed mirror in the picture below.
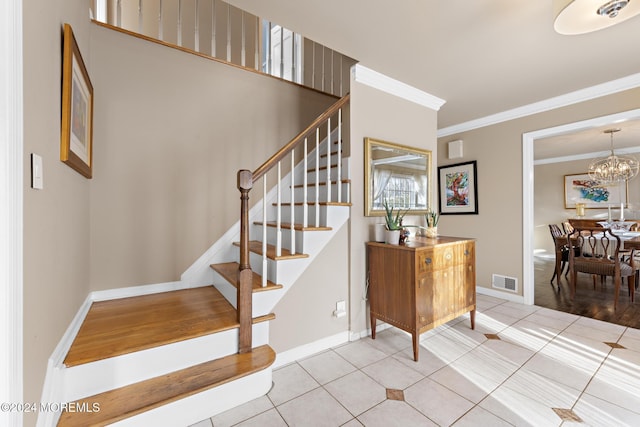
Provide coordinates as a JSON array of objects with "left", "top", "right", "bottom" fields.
[{"left": 364, "top": 137, "right": 432, "bottom": 216}]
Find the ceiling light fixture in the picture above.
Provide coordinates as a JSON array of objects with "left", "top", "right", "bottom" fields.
[
  {"left": 588, "top": 128, "right": 639, "bottom": 184},
  {"left": 553, "top": 0, "right": 640, "bottom": 35}
]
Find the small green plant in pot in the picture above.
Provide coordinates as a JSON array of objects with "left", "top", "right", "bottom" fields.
[
  {"left": 383, "top": 200, "right": 407, "bottom": 230},
  {"left": 382, "top": 200, "right": 407, "bottom": 244},
  {"left": 425, "top": 209, "right": 439, "bottom": 238}
]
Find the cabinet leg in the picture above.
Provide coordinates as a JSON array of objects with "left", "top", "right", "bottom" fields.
[
  {"left": 370, "top": 315, "right": 376, "bottom": 339},
  {"left": 470, "top": 309, "right": 476, "bottom": 330},
  {"left": 412, "top": 333, "right": 419, "bottom": 361}
]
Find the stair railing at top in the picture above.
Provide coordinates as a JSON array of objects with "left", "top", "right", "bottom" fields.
[
  {"left": 236, "top": 94, "right": 349, "bottom": 353},
  {"left": 93, "top": 0, "right": 356, "bottom": 97}
]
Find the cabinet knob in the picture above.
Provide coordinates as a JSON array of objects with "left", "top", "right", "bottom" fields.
[
  {"left": 445, "top": 252, "right": 452, "bottom": 260},
  {"left": 464, "top": 249, "right": 470, "bottom": 256},
  {"left": 425, "top": 258, "right": 432, "bottom": 264}
]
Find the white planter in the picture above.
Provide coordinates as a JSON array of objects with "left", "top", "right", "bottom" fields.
[{"left": 385, "top": 229, "right": 401, "bottom": 245}]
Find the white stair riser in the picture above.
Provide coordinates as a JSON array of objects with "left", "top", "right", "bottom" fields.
[
  {"left": 275, "top": 204, "right": 328, "bottom": 226},
  {"left": 211, "top": 278, "right": 279, "bottom": 317},
  {"left": 59, "top": 329, "right": 237, "bottom": 403},
  {"left": 298, "top": 158, "right": 349, "bottom": 183},
  {"left": 59, "top": 321, "right": 269, "bottom": 404},
  {"left": 291, "top": 183, "right": 350, "bottom": 204},
  {"left": 110, "top": 368, "right": 273, "bottom": 427}
]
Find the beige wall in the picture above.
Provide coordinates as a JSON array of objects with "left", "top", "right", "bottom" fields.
[
  {"left": 438, "top": 87, "right": 640, "bottom": 297},
  {"left": 22, "top": 0, "right": 92, "bottom": 424},
  {"left": 88, "top": 24, "right": 336, "bottom": 290},
  {"left": 349, "top": 79, "right": 439, "bottom": 334},
  {"left": 270, "top": 224, "right": 349, "bottom": 351}
]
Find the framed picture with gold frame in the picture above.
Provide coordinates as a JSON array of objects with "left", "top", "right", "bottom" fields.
[{"left": 60, "top": 23, "right": 93, "bottom": 178}]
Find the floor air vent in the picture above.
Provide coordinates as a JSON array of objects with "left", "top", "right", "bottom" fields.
[{"left": 492, "top": 274, "right": 518, "bottom": 293}]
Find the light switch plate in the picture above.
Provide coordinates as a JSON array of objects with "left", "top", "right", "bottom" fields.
[{"left": 31, "top": 153, "right": 43, "bottom": 189}]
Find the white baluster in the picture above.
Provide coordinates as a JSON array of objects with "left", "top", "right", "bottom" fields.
[
  {"left": 158, "top": 0, "right": 164, "bottom": 40},
  {"left": 279, "top": 26, "right": 284, "bottom": 78},
  {"left": 315, "top": 128, "right": 320, "bottom": 226},
  {"left": 303, "top": 137, "right": 308, "bottom": 228},
  {"left": 321, "top": 46, "right": 325, "bottom": 92},
  {"left": 291, "top": 31, "right": 296, "bottom": 82},
  {"left": 339, "top": 55, "right": 344, "bottom": 96},
  {"left": 311, "top": 41, "right": 316, "bottom": 89},
  {"left": 241, "top": 11, "right": 246, "bottom": 67},
  {"left": 330, "top": 49, "right": 334, "bottom": 95},
  {"left": 337, "top": 109, "right": 342, "bottom": 203},
  {"left": 226, "top": 3, "right": 231, "bottom": 62},
  {"left": 254, "top": 17, "right": 259, "bottom": 70},
  {"left": 262, "top": 178, "right": 267, "bottom": 287},
  {"left": 267, "top": 22, "right": 272, "bottom": 74},
  {"left": 177, "top": 0, "right": 182, "bottom": 46},
  {"left": 138, "top": 0, "right": 143, "bottom": 33},
  {"left": 194, "top": 0, "right": 200, "bottom": 52},
  {"left": 116, "top": 0, "right": 122, "bottom": 27},
  {"left": 290, "top": 149, "right": 296, "bottom": 254},
  {"left": 276, "top": 161, "right": 282, "bottom": 257},
  {"left": 326, "top": 118, "right": 332, "bottom": 203},
  {"left": 211, "top": 0, "right": 216, "bottom": 57}
]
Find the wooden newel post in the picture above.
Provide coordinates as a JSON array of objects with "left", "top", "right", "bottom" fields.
[{"left": 237, "top": 169, "right": 253, "bottom": 354}]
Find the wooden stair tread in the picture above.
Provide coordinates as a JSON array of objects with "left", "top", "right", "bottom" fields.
[
  {"left": 255, "top": 221, "right": 332, "bottom": 232},
  {"left": 233, "top": 241, "right": 309, "bottom": 260},
  {"left": 211, "top": 262, "right": 283, "bottom": 292},
  {"left": 63, "top": 287, "right": 238, "bottom": 367},
  {"left": 57, "top": 345, "right": 276, "bottom": 427},
  {"left": 293, "top": 179, "right": 350, "bottom": 188}
]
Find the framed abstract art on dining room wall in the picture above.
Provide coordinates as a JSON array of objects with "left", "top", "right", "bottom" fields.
[{"left": 563, "top": 173, "right": 628, "bottom": 209}]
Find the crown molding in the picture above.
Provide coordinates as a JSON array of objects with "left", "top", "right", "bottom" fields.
[
  {"left": 352, "top": 64, "right": 446, "bottom": 111},
  {"left": 438, "top": 72, "right": 640, "bottom": 137}
]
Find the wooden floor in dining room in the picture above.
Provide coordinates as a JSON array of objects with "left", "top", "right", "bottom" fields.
[{"left": 535, "top": 256, "right": 640, "bottom": 329}]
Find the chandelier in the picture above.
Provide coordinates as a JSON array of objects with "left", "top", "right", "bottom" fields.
[
  {"left": 553, "top": 0, "right": 640, "bottom": 35},
  {"left": 588, "top": 128, "right": 639, "bottom": 184}
]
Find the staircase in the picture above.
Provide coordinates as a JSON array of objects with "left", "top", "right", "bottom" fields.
[{"left": 52, "top": 95, "right": 350, "bottom": 427}]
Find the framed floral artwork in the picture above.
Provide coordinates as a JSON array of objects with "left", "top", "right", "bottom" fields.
[{"left": 438, "top": 160, "right": 478, "bottom": 215}]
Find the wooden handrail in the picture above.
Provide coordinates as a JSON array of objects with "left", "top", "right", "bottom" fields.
[
  {"left": 236, "top": 93, "right": 349, "bottom": 354},
  {"left": 252, "top": 94, "right": 350, "bottom": 181}
]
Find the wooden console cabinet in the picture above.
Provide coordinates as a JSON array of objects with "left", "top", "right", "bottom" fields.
[{"left": 367, "top": 236, "right": 476, "bottom": 361}]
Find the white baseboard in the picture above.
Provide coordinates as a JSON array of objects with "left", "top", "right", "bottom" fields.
[
  {"left": 349, "top": 321, "right": 392, "bottom": 342},
  {"left": 90, "top": 280, "right": 188, "bottom": 302},
  {"left": 476, "top": 286, "right": 525, "bottom": 304},
  {"left": 273, "top": 331, "right": 350, "bottom": 369}
]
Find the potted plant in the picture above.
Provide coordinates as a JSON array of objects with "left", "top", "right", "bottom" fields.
[
  {"left": 425, "top": 209, "right": 439, "bottom": 238},
  {"left": 383, "top": 200, "right": 407, "bottom": 244}
]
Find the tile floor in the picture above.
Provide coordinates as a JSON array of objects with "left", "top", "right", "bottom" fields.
[{"left": 191, "top": 294, "right": 640, "bottom": 426}]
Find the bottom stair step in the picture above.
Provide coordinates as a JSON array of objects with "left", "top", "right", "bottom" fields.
[{"left": 57, "top": 345, "right": 276, "bottom": 427}]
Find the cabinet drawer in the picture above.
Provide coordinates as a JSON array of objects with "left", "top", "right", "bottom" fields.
[{"left": 417, "top": 243, "right": 474, "bottom": 274}]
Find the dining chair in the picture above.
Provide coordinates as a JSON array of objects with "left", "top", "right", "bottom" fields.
[
  {"left": 548, "top": 224, "right": 569, "bottom": 286},
  {"left": 562, "top": 221, "right": 574, "bottom": 235},
  {"left": 568, "top": 227, "right": 636, "bottom": 310}
]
